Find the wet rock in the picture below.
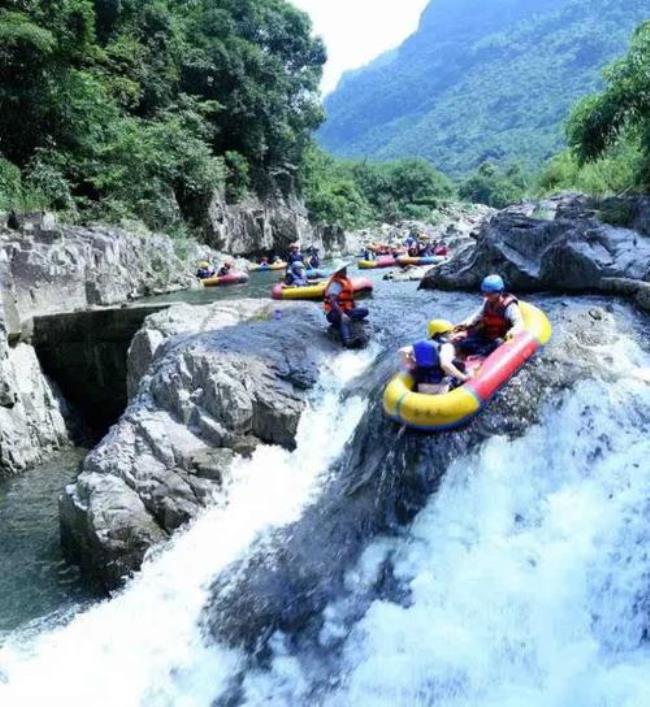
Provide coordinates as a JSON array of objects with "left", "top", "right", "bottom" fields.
[{"left": 60, "top": 301, "right": 336, "bottom": 590}]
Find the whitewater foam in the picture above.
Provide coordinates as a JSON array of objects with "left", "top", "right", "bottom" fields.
[
  {"left": 0, "top": 348, "right": 376, "bottom": 706},
  {"left": 240, "top": 336, "right": 650, "bottom": 707}
]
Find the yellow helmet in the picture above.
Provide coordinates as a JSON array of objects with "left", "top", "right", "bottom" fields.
[
  {"left": 199, "top": 261, "right": 210, "bottom": 268},
  {"left": 427, "top": 319, "right": 453, "bottom": 337}
]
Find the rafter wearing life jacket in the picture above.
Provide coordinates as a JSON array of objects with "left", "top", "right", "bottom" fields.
[
  {"left": 412, "top": 339, "right": 446, "bottom": 385},
  {"left": 481, "top": 294, "right": 518, "bottom": 339},
  {"left": 324, "top": 274, "right": 354, "bottom": 314}
]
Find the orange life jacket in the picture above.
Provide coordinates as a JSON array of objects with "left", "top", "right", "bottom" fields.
[
  {"left": 324, "top": 276, "right": 354, "bottom": 313},
  {"left": 481, "top": 294, "right": 518, "bottom": 339}
]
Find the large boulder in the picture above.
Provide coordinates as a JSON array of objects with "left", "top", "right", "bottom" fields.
[
  {"left": 421, "top": 195, "right": 650, "bottom": 294},
  {"left": 60, "top": 300, "right": 337, "bottom": 589}
]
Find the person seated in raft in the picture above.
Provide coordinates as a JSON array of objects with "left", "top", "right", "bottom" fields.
[
  {"left": 287, "top": 242, "right": 304, "bottom": 265},
  {"left": 453, "top": 274, "right": 524, "bottom": 357},
  {"left": 285, "top": 261, "right": 309, "bottom": 287},
  {"left": 196, "top": 260, "right": 215, "bottom": 279},
  {"left": 399, "top": 319, "right": 471, "bottom": 394},
  {"left": 433, "top": 241, "right": 449, "bottom": 256},
  {"left": 419, "top": 242, "right": 433, "bottom": 257},
  {"left": 362, "top": 247, "right": 375, "bottom": 261},
  {"left": 307, "top": 247, "right": 321, "bottom": 269},
  {"left": 408, "top": 242, "right": 420, "bottom": 257},
  {"left": 324, "top": 264, "right": 369, "bottom": 347},
  {"left": 259, "top": 256, "right": 269, "bottom": 266},
  {"left": 217, "top": 260, "right": 234, "bottom": 277}
]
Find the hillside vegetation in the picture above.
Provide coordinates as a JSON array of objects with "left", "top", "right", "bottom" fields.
[{"left": 0, "top": 0, "right": 325, "bottom": 233}]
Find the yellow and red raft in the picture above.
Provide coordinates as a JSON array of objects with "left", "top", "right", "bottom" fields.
[{"left": 383, "top": 301, "right": 552, "bottom": 431}]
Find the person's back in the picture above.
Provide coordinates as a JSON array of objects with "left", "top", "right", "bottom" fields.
[
  {"left": 196, "top": 261, "right": 214, "bottom": 278},
  {"left": 400, "top": 321, "right": 470, "bottom": 394}
]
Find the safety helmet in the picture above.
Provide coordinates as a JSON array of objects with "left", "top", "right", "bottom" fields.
[
  {"left": 199, "top": 261, "right": 210, "bottom": 268},
  {"left": 481, "top": 274, "right": 505, "bottom": 294},
  {"left": 427, "top": 319, "right": 454, "bottom": 338},
  {"left": 224, "top": 261, "right": 233, "bottom": 268}
]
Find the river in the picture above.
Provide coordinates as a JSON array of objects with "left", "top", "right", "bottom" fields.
[{"left": 1, "top": 268, "right": 649, "bottom": 706}]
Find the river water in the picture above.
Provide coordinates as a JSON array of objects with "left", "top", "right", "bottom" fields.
[{"left": 1, "top": 269, "right": 650, "bottom": 706}]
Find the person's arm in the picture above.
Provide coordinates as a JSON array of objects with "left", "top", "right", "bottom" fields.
[
  {"left": 505, "top": 303, "right": 524, "bottom": 337},
  {"left": 398, "top": 345, "right": 415, "bottom": 370},
  {"left": 458, "top": 304, "right": 484, "bottom": 329},
  {"left": 440, "top": 343, "right": 471, "bottom": 382}
]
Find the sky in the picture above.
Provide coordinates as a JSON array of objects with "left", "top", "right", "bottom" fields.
[{"left": 290, "top": 0, "right": 430, "bottom": 95}]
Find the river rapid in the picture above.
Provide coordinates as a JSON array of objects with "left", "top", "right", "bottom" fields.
[{"left": 1, "top": 270, "right": 649, "bottom": 706}]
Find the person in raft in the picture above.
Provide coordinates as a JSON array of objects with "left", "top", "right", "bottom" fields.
[
  {"left": 324, "top": 264, "right": 369, "bottom": 347},
  {"left": 196, "top": 260, "right": 215, "bottom": 279},
  {"left": 287, "top": 242, "right": 304, "bottom": 264},
  {"left": 285, "top": 260, "right": 309, "bottom": 287},
  {"left": 399, "top": 320, "right": 471, "bottom": 394},
  {"left": 453, "top": 274, "right": 524, "bottom": 357},
  {"left": 307, "top": 247, "right": 321, "bottom": 269},
  {"left": 217, "top": 260, "right": 233, "bottom": 277}
]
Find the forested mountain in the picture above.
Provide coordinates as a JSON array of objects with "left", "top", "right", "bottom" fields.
[{"left": 319, "top": 0, "right": 650, "bottom": 176}]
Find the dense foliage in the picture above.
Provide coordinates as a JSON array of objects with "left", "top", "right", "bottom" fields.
[
  {"left": 319, "top": 0, "right": 648, "bottom": 177},
  {"left": 0, "top": 0, "right": 325, "bottom": 232},
  {"left": 566, "top": 21, "right": 650, "bottom": 191},
  {"left": 301, "top": 145, "right": 455, "bottom": 228}
]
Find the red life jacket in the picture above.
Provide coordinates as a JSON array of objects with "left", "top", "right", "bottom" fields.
[
  {"left": 324, "top": 276, "right": 354, "bottom": 313},
  {"left": 481, "top": 294, "right": 518, "bottom": 339}
]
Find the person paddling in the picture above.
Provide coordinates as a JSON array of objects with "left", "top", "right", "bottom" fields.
[
  {"left": 324, "top": 264, "right": 368, "bottom": 348},
  {"left": 454, "top": 274, "right": 523, "bottom": 357},
  {"left": 399, "top": 320, "right": 470, "bottom": 394},
  {"left": 196, "top": 260, "right": 215, "bottom": 278}
]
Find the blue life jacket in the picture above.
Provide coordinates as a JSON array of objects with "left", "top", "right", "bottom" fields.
[{"left": 412, "top": 339, "right": 445, "bottom": 385}]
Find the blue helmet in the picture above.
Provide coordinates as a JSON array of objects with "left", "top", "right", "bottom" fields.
[{"left": 481, "top": 274, "right": 505, "bottom": 293}]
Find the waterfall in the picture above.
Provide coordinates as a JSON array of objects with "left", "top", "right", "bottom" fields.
[{"left": 0, "top": 349, "right": 376, "bottom": 706}]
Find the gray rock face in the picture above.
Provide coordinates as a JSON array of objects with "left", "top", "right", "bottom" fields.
[
  {"left": 0, "top": 215, "right": 218, "bottom": 320},
  {"left": 421, "top": 196, "right": 650, "bottom": 295},
  {"left": 60, "top": 300, "right": 335, "bottom": 589},
  {"left": 205, "top": 190, "right": 314, "bottom": 256},
  {"left": 0, "top": 255, "right": 70, "bottom": 475}
]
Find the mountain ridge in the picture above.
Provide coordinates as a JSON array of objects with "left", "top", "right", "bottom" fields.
[{"left": 319, "top": 0, "right": 650, "bottom": 175}]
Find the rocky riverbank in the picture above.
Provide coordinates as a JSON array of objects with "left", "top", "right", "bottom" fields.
[
  {"left": 0, "top": 213, "right": 229, "bottom": 476},
  {"left": 59, "top": 299, "right": 340, "bottom": 590},
  {"left": 420, "top": 194, "right": 650, "bottom": 314}
]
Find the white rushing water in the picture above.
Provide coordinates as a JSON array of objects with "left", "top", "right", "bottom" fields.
[
  {"left": 241, "top": 338, "right": 650, "bottom": 706},
  {"left": 0, "top": 349, "right": 376, "bottom": 707}
]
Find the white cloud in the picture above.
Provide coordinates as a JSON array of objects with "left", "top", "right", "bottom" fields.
[{"left": 290, "top": 0, "right": 429, "bottom": 94}]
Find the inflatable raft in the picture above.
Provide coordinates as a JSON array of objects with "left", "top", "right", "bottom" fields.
[
  {"left": 249, "top": 261, "right": 287, "bottom": 272},
  {"left": 200, "top": 271, "right": 249, "bottom": 287},
  {"left": 396, "top": 255, "right": 446, "bottom": 267},
  {"left": 271, "top": 276, "right": 373, "bottom": 301},
  {"left": 358, "top": 256, "right": 398, "bottom": 269},
  {"left": 383, "top": 301, "right": 552, "bottom": 431}
]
